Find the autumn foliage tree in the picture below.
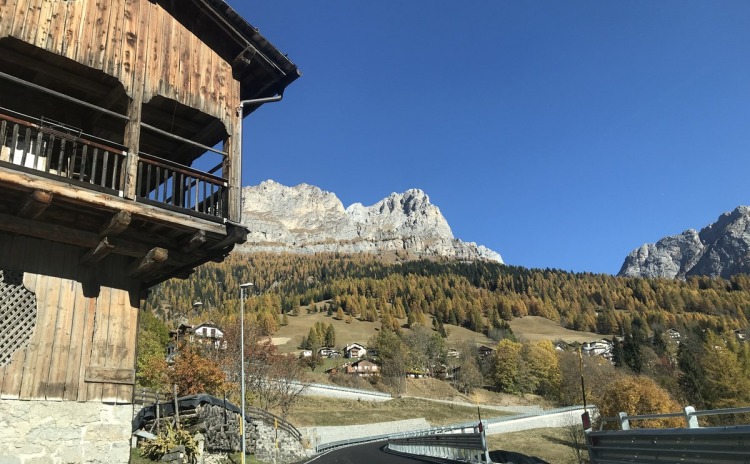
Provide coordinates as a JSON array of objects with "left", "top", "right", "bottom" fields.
[
  {"left": 220, "top": 320, "right": 307, "bottom": 418},
  {"left": 169, "top": 343, "right": 228, "bottom": 396},
  {"left": 491, "top": 339, "right": 561, "bottom": 398},
  {"left": 596, "top": 376, "right": 683, "bottom": 429}
]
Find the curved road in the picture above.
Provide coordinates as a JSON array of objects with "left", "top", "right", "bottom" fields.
[
  {"left": 305, "top": 441, "right": 455, "bottom": 464},
  {"left": 305, "top": 441, "right": 549, "bottom": 464}
]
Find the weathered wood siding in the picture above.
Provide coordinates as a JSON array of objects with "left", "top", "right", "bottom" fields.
[
  {"left": 0, "top": 0, "right": 240, "bottom": 134},
  {"left": 0, "top": 232, "right": 139, "bottom": 403}
]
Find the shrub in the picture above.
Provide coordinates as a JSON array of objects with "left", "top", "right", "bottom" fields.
[
  {"left": 140, "top": 422, "right": 199, "bottom": 462},
  {"left": 596, "top": 376, "right": 683, "bottom": 429}
]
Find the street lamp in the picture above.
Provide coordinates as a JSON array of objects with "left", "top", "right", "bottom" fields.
[
  {"left": 235, "top": 95, "right": 279, "bottom": 462},
  {"left": 239, "top": 282, "right": 253, "bottom": 464}
]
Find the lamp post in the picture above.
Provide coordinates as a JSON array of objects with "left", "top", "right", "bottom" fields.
[
  {"left": 239, "top": 282, "right": 253, "bottom": 464},
  {"left": 235, "top": 95, "right": 279, "bottom": 462}
]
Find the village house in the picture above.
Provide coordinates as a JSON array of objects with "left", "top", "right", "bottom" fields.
[
  {"left": 347, "top": 359, "right": 379, "bottom": 376},
  {"left": 318, "top": 347, "right": 341, "bottom": 358},
  {"left": 582, "top": 339, "right": 612, "bottom": 357},
  {"left": 666, "top": 328, "right": 682, "bottom": 342},
  {"left": 193, "top": 322, "right": 226, "bottom": 350},
  {"left": 477, "top": 345, "right": 495, "bottom": 357},
  {"left": 344, "top": 342, "right": 367, "bottom": 358},
  {"left": 166, "top": 321, "right": 225, "bottom": 362},
  {"left": 326, "top": 359, "right": 379, "bottom": 377},
  {"left": 405, "top": 369, "right": 429, "bottom": 379}
]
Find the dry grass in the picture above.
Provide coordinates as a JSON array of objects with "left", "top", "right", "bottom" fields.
[
  {"left": 275, "top": 311, "right": 601, "bottom": 358},
  {"left": 487, "top": 427, "right": 585, "bottom": 464},
  {"left": 508, "top": 316, "right": 601, "bottom": 343},
  {"left": 272, "top": 307, "right": 380, "bottom": 354},
  {"left": 284, "top": 396, "right": 511, "bottom": 427}
]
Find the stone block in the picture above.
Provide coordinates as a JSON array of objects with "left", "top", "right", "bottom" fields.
[
  {"left": 24, "top": 457, "right": 54, "bottom": 464},
  {"left": 0, "top": 455, "right": 22, "bottom": 464},
  {"left": 83, "top": 424, "right": 128, "bottom": 442},
  {"left": 58, "top": 444, "right": 83, "bottom": 463}
]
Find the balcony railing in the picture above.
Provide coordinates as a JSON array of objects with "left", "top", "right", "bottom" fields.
[
  {"left": 136, "top": 153, "right": 227, "bottom": 221},
  {"left": 0, "top": 109, "right": 228, "bottom": 222},
  {"left": 0, "top": 110, "right": 126, "bottom": 194}
]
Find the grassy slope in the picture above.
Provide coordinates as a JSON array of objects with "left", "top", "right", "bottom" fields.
[
  {"left": 273, "top": 311, "right": 600, "bottom": 355},
  {"left": 286, "top": 396, "right": 511, "bottom": 427}
]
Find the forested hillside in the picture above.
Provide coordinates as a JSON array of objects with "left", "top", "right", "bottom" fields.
[
  {"left": 141, "top": 252, "right": 750, "bottom": 416},
  {"left": 145, "top": 252, "right": 750, "bottom": 336}
]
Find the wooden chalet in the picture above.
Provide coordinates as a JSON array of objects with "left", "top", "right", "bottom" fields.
[{"left": 0, "top": 0, "right": 298, "bottom": 408}]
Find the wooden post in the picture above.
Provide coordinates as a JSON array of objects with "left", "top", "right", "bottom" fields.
[
  {"left": 121, "top": 1, "right": 149, "bottom": 200},
  {"left": 225, "top": 105, "right": 243, "bottom": 223},
  {"left": 173, "top": 383, "right": 180, "bottom": 428},
  {"left": 123, "top": 93, "right": 143, "bottom": 200}
]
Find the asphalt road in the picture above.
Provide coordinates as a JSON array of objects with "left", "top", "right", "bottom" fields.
[
  {"left": 304, "top": 441, "right": 550, "bottom": 464},
  {"left": 305, "top": 441, "right": 456, "bottom": 464}
]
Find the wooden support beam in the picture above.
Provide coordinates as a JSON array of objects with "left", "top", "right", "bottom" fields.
[
  {"left": 17, "top": 190, "right": 52, "bottom": 219},
  {"left": 207, "top": 224, "right": 247, "bottom": 252},
  {"left": 181, "top": 230, "right": 206, "bottom": 253},
  {"left": 84, "top": 366, "right": 135, "bottom": 385},
  {"left": 128, "top": 247, "right": 168, "bottom": 277},
  {"left": 80, "top": 237, "right": 115, "bottom": 265},
  {"left": 100, "top": 211, "right": 131, "bottom": 237},
  {"left": 173, "top": 269, "right": 195, "bottom": 280}
]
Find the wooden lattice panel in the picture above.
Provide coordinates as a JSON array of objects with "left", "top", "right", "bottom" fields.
[{"left": 0, "top": 269, "right": 37, "bottom": 367}]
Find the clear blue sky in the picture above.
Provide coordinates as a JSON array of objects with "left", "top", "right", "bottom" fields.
[{"left": 233, "top": 1, "right": 750, "bottom": 275}]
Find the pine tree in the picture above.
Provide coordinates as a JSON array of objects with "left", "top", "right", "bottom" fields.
[{"left": 324, "top": 324, "right": 336, "bottom": 347}]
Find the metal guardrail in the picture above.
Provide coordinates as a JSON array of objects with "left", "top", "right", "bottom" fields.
[
  {"left": 387, "top": 427, "right": 491, "bottom": 463},
  {"left": 245, "top": 405, "right": 303, "bottom": 442},
  {"left": 314, "top": 405, "right": 590, "bottom": 455},
  {"left": 458, "top": 404, "right": 587, "bottom": 430},
  {"left": 587, "top": 406, "right": 750, "bottom": 464}
]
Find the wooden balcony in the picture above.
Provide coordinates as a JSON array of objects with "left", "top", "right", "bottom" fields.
[
  {"left": 0, "top": 108, "right": 245, "bottom": 287},
  {"left": 0, "top": 108, "right": 228, "bottom": 222}
]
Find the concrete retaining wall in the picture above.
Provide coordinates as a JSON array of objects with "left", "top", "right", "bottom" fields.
[
  {"left": 485, "top": 408, "right": 589, "bottom": 435},
  {"left": 0, "top": 399, "right": 132, "bottom": 464},
  {"left": 300, "top": 383, "right": 391, "bottom": 402},
  {"left": 302, "top": 418, "right": 431, "bottom": 448}
]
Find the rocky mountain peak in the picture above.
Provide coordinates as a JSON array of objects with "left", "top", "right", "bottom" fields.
[
  {"left": 238, "top": 180, "right": 503, "bottom": 263},
  {"left": 619, "top": 206, "right": 750, "bottom": 279}
]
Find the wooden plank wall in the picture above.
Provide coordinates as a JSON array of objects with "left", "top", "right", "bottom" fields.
[
  {"left": 0, "top": 0, "right": 240, "bottom": 134},
  {"left": 0, "top": 232, "right": 139, "bottom": 403}
]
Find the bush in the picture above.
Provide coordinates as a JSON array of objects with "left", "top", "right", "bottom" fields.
[
  {"left": 596, "top": 376, "right": 683, "bottom": 429},
  {"left": 139, "top": 423, "right": 199, "bottom": 462}
]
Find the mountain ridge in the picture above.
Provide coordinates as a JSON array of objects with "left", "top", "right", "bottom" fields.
[
  {"left": 237, "top": 180, "right": 503, "bottom": 262},
  {"left": 619, "top": 206, "right": 750, "bottom": 279}
]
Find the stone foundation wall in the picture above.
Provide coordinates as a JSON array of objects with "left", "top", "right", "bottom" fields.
[{"left": 0, "top": 399, "right": 132, "bottom": 464}]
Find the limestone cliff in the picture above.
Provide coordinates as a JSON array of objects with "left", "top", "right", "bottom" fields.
[
  {"left": 237, "top": 180, "right": 503, "bottom": 262},
  {"left": 619, "top": 206, "right": 750, "bottom": 279}
]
